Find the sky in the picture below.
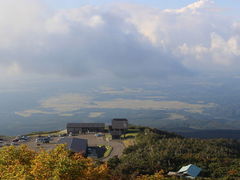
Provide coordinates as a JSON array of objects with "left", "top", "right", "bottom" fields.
[
  {"left": 0, "top": 0, "right": 239, "bottom": 89},
  {"left": 43, "top": 0, "right": 239, "bottom": 11},
  {"left": 43, "top": 0, "right": 200, "bottom": 9},
  {"left": 43, "top": 0, "right": 240, "bottom": 18},
  {"left": 0, "top": 0, "right": 239, "bottom": 82},
  {"left": 0, "top": 0, "right": 240, "bottom": 134}
]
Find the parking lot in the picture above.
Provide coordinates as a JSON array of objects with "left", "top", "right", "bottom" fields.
[
  {"left": 77, "top": 134, "right": 125, "bottom": 161},
  {"left": 0, "top": 133, "right": 125, "bottom": 161},
  {"left": 0, "top": 135, "right": 61, "bottom": 151}
]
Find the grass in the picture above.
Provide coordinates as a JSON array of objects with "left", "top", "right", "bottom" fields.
[
  {"left": 121, "top": 132, "right": 138, "bottom": 138},
  {"left": 0, "top": 135, "right": 13, "bottom": 139},
  {"left": 103, "top": 145, "right": 113, "bottom": 158},
  {"left": 120, "top": 128, "right": 140, "bottom": 139},
  {"left": 98, "top": 145, "right": 113, "bottom": 158},
  {"left": 120, "top": 128, "right": 140, "bottom": 147},
  {"left": 104, "top": 133, "right": 112, "bottom": 140},
  {"left": 25, "top": 129, "right": 67, "bottom": 137},
  {"left": 105, "top": 128, "right": 140, "bottom": 140}
]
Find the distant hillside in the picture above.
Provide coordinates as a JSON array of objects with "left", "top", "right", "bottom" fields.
[{"left": 166, "top": 128, "right": 240, "bottom": 139}]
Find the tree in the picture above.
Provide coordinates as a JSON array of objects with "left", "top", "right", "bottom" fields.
[{"left": 0, "top": 144, "right": 109, "bottom": 180}]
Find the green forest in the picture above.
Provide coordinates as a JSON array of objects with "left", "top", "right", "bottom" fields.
[{"left": 108, "top": 128, "right": 240, "bottom": 179}]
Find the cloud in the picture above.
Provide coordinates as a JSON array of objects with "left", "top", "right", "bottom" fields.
[
  {"left": 99, "top": 87, "right": 143, "bottom": 94},
  {"left": 178, "top": 33, "right": 240, "bottom": 69},
  {"left": 164, "top": 0, "right": 214, "bottom": 14},
  {"left": 88, "top": 112, "right": 104, "bottom": 118},
  {"left": 94, "top": 98, "right": 215, "bottom": 111},
  {"left": 15, "top": 109, "right": 55, "bottom": 117},
  {"left": 167, "top": 113, "right": 186, "bottom": 120},
  {"left": 15, "top": 93, "right": 216, "bottom": 117},
  {"left": 25, "top": 4, "right": 189, "bottom": 79},
  {"left": 0, "top": 0, "right": 44, "bottom": 48},
  {"left": 116, "top": 0, "right": 239, "bottom": 71},
  {"left": 0, "top": 63, "right": 22, "bottom": 79},
  {"left": 0, "top": 0, "right": 239, "bottom": 82},
  {"left": 40, "top": 93, "right": 93, "bottom": 112},
  {"left": 233, "top": 22, "right": 240, "bottom": 33}
]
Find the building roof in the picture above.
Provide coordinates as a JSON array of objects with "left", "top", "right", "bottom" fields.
[
  {"left": 112, "top": 118, "right": 128, "bottom": 122},
  {"left": 110, "top": 130, "right": 122, "bottom": 136},
  {"left": 57, "top": 138, "right": 88, "bottom": 153},
  {"left": 67, "top": 123, "right": 105, "bottom": 128},
  {"left": 112, "top": 119, "right": 128, "bottom": 129},
  {"left": 178, "top": 164, "right": 202, "bottom": 178}
]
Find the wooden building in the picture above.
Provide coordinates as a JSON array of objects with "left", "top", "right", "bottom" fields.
[
  {"left": 67, "top": 123, "right": 105, "bottom": 135},
  {"left": 110, "top": 119, "right": 128, "bottom": 139}
]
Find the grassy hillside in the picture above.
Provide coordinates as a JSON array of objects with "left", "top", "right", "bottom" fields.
[{"left": 24, "top": 129, "right": 67, "bottom": 137}]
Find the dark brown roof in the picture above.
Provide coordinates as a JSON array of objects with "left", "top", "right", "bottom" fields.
[
  {"left": 110, "top": 130, "right": 122, "bottom": 136},
  {"left": 57, "top": 137, "right": 88, "bottom": 153},
  {"left": 67, "top": 123, "right": 105, "bottom": 128},
  {"left": 112, "top": 118, "right": 128, "bottom": 121},
  {"left": 112, "top": 119, "right": 128, "bottom": 129}
]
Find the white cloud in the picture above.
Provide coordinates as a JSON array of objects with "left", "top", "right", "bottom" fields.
[
  {"left": 95, "top": 98, "right": 215, "bottom": 111},
  {"left": 99, "top": 87, "right": 143, "bottom": 94},
  {"left": 0, "top": 63, "right": 22, "bottom": 78},
  {"left": 40, "top": 93, "right": 93, "bottom": 112},
  {"left": 167, "top": 113, "right": 186, "bottom": 120},
  {"left": 164, "top": 0, "right": 213, "bottom": 14},
  {"left": 0, "top": 0, "right": 44, "bottom": 48},
  {"left": 178, "top": 33, "right": 240, "bottom": 67},
  {"left": 15, "top": 109, "right": 55, "bottom": 117},
  {"left": 88, "top": 112, "right": 104, "bottom": 118},
  {"left": 15, "top": 93, "right": 216, "bottom": 117},
  {"left": 0, "top": 0, "right": 239, "bottom": 81},
  {"left": 233, "top": 22, "right": 240, "bottom": 32}
]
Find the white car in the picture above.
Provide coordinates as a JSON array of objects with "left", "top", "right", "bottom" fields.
[
  {"left": 18, "top": 139, "right": 26, "bottom": 143},
  {"left": 10, "top": 142, "right": 18, "bottom": 146}
]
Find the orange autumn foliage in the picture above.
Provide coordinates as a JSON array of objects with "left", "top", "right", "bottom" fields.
[
  {"left": 135, "top": 170, "right": 168, "bottom": 180},
  {"left": 0, "top": 144, "right": 109, "bottom": 180}
]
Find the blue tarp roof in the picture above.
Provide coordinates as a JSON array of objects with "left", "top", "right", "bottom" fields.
[{"left": 178, "top": 164, "right": 202, "bottom": 178}]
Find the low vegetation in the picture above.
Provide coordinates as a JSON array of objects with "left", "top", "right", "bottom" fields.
[
  {"left": 122, "top": 139, "right": 135, "bottom": 147},
  {"left": 104, "top": 145, "right": 113, "bottom": 158},
  {"left": 121, "top": 128, "right": 140, "bottom": 139},
  {"left": 108, "top": 128, "right": 240, "bottom": 179},
  {"left": 25, "top": 129, "right": 66, "bottom": 137},
  {"left": 105, "top": 133, "right": 112, "bottom": 140}
]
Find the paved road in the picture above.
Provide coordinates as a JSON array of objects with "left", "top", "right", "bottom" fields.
[
  {"left": 78, "top": 134, "right": 125, "bottom": 161},
  {"left": 104, "top": 140, "right": 125, "bottom": 161}
]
